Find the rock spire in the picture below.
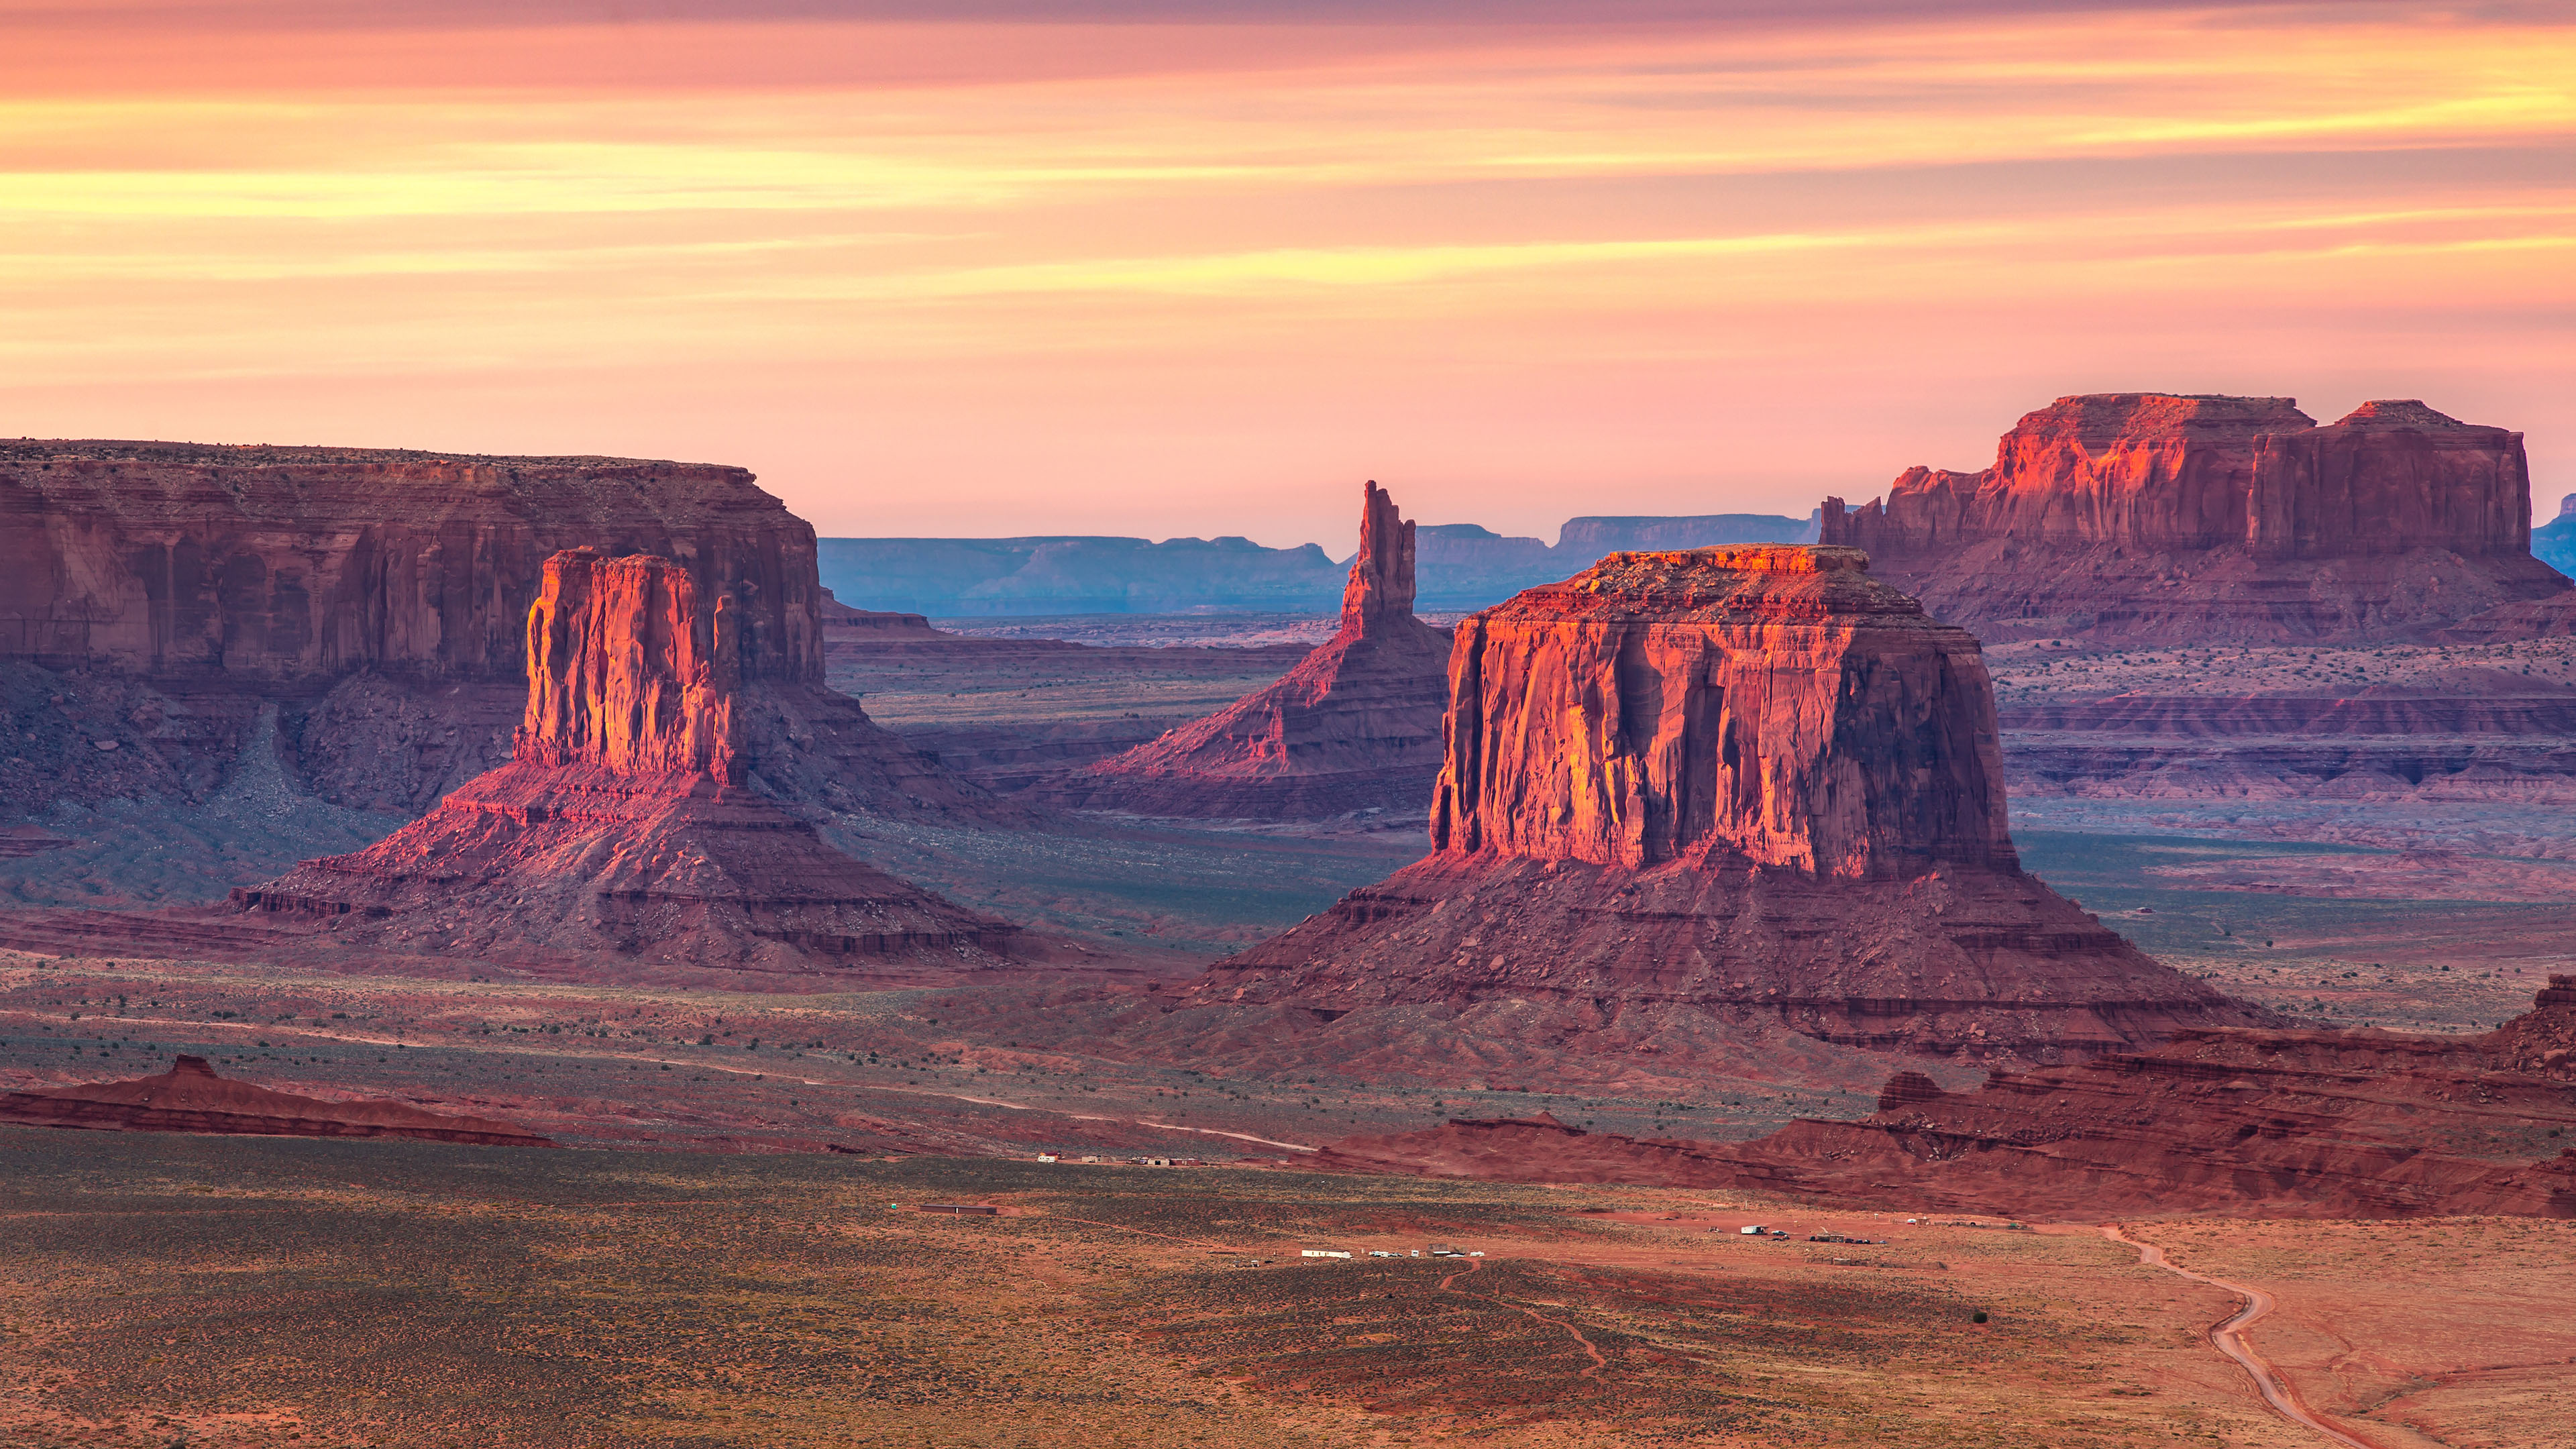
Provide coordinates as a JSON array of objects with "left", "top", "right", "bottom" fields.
[
  {"left": 1049, "top": 480, "right": 1453, "bottom": 820},
  {"left": 1340, "top": 480, "right": 1417, "bottom": 629}
]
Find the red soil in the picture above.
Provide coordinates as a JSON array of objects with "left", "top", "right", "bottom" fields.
[{"left": 0, "top": 1054, "right": 555, "bottom": 1146}]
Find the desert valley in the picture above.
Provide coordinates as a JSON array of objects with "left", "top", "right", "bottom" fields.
[{"left": 3, "top": 392, "right": 2573, "bottom": 1448}]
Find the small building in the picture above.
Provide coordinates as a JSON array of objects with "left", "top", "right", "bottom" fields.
[
  {"left": 921, "top": 1203, "right": 999, "bottom": 1216},
  {"left": 1036, "top": 1153, "right": 1059, "bottom": 1163},
  {"left": 1300, "top": 1249, "right": 1353, "bottom": 1260}
]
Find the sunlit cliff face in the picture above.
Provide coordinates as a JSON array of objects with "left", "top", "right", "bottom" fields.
[{"left": 5, "top": 1, "right": 2571, "bottom": 543}]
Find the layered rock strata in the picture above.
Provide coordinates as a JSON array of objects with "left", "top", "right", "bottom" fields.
[
  {"left": 0, "top": 439, "right": 1000, "bottom": 820},
  {"left": 1309, "top": 975, "right": 2576, "bottom": 1218},
  {"left": 1, "top": 1054, "right": 555, "bottom": 1146},
  {"left": 227, "top": 551, "right": 1027, "bottom": 977},
  {"left": 1049, "top": 482, "right": 1452, "bottom": 819},
  {"left": 1169, "top": 546, "right": 2268, "bottom": 1064},
  {"left": 1820, "top": 396, "right": 2568, "bottom": 643}
]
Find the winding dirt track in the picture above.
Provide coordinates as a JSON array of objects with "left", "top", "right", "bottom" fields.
[
  {"left": 1438, "top": 1256, "right": 1607, "bottom": 1380},
  {"left": 2103, "top": 1226, "right": 2388, "bottom": 1449}
]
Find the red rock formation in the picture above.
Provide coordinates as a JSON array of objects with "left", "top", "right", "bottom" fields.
[
  {"left": 0, "top": 1054, "right": 555, "bottom": 1146},
  {"left": 1307, "top": 976, "right": 2576, "bottom": 1218},
  {"left": 1432, "top": 545, "right": 2016, "bottom": 876},
  {"left": 0, "top": 439, "right": 1003, "bottom": 821},
  {"left": 225, "top": 551, "right": 1032, "bottom": 979},
  {"left": 519, "top": 550, "right": 739, "bottom": 778},
  {"left": 1820, "top": 396, "right": 2567, "bottom": 643},
  {"left": 1164, "top": 545, "right": 2267, "bottom": 1065},
  {"left": 1048, "top": 482, "right": 1452, "bottom": 820}
]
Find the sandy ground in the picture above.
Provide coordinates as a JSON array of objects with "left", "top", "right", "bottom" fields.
[{"left": 17, "top": 1131, "right": 2567, "bottom": 1449}]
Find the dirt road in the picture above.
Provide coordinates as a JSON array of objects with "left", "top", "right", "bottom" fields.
[{"left": 2104, "top": 1225, "right": 2388, "bottom": 1449}]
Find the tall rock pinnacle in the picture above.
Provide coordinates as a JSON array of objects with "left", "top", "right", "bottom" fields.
[
  {"left": 1050, "top": 480, "right": 1452, "bottom": 821},
  {"left": 1340, "top": 480, "right": 1418, "bottom": 632}
]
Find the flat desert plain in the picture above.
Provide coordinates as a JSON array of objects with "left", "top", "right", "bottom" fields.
[{"left": 11, "top": 1130, "right": 2570, "bottom": 1449}]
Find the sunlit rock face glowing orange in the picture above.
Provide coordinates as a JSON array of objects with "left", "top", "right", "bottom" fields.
[
  {"left": 518, "top": 550, "right": 741, "bottom": 782},
  {"left": 1152, "top": 544, "right": 2271, "bottom": 1068},
  {"left": 1431, "top": 545, "right": 2015, "bottom": 879},
  {"left": 1820, "top": 394, "right": 2561, "bottom": 643},
  {"left": 226, "top": 547, "right": 1024, "bottom": 979}
]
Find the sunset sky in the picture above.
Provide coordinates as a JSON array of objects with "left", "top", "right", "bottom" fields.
[{"left": 6, "top": 1, "right": 2571, "bottom": 546}]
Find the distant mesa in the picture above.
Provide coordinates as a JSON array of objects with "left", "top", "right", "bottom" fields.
[
  {"left": 1045, "top": 481, "right": 1454, "bottom": 820},
  {"left": 0, "top": 439, "right": 1002, "bottom": 822},
  {"left": 1149, "top": 543, "right": 2273, "bottom": 1071},
  {"left": 813, "top": 511, "right": 1815, "bottom": 618},
  {"left": 224, "top": 549, "right": 1034, "bottom": 979},
  {"left": 1820, "top": 394, "right": 2568, "bottom": 644},
  {"left": 0, "top": 1054, "right": 555, "bottom": 1146}
]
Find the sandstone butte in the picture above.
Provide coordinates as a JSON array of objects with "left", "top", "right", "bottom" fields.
[
  {"left": 0, "top": 439, "right": 1000, "bottom": 820},
  {"left": 1046, "top": 480, "right": 1452, "bottom": 820},
  {"left": 1819, "top": 395, "right": 2570, "bottom": 644},
  {"left": 0, "top": 1054, "right": 555, "bottom": 1146},
  {"left": 1311, "top": 975, "right": 2576, "bottom": 1220},
  {"left": 223, "top": 549, "right": 1033, "bottom": 981},
  {"left": 1151, "top": 545, "right": 2273, "bottom": 1073}
]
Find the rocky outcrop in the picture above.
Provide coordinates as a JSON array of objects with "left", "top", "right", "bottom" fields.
[
  {"left": 1701, "top": 973, "right": 2576, "bottom": 1218},
  {"left": 1820, "top": 396, "right": 2568, "bottom": 643},
  {"left": 0, "top": 440, "right": 1003, "bottom": 821},
  {"left": 225, "top": 551, "right": 1032, "bottom": 979},
  {"left": 1432, "top": 545, "right": 2016, "bottom": 876},
  {"left": 1305, "top": 975, "right": 2576, "bottom": 1218},
  {"left": 1167, "top": 545, "right": 2268, "bottom": 1063},
  {"left": 0, "top": 1054, "right": 555, "bottom": 1145},
  {"left": 1047, "top": 482, "right": 1452, "bottom": 820}
]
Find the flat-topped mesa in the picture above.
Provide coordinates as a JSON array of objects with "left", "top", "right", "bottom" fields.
[
  {"left": 1048, "top": 480, "right": 1452, "bottom": 820},
  {"left": 0, "top": 440, "right": 820, "bottom": 684},
  {"left": 1433, "top": 544, "right": 2016, "bottom": 878},
  {"left": 1818, "top": 394, "right": 2562, "bottom": 643},
  {"left": 2249, "top": 400, "right": 2534, "bottom": 560},
  {"left": 1340, "top": 480, "right": 1417, "bottom": 630},
  {"left": 517, "top": 550, "right": 740, "bottom": 780},
  {"left": 0, "top": 439, "right": 1005, "bottom": 822},
  {"left": 1157, "top": 543, "right": 2271, "bottom": 1069}
]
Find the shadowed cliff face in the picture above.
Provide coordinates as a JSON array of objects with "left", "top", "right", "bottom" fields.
[
  {"left": 2249, "top": 400, "right": 2534, "bottom": 560},
  {"left": 0, "top": 441, "right": 1008, "bottom": 823},
  {"left": 1818, "top": 395, "right": 2563, "bottom": 644},
  {"left": 1051, "top": 480, "right": 1452, "bottom": 820},
  {"left": 518, "top": 551, "right": 740, "bottom": 781},
  {"left": 0, "top": 440, "right": 821, "bottom": 685},
  {"left": 1432, "top": 545, "right": 2015, "bottom": 879}
]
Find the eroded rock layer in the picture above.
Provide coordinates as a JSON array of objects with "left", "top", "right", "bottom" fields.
[
  {"left": 1309, "top": 975, "right": 2576, "bottom": 1218},
  {"left": 1, "top": 1054, "right": 555, "bottom": 1146},
  {"left": 1050, "top": 481, "right": 1452, "bottom": 820},
  {"left": 1820, "top": 396, "right": 2567, "bottom": 643},
  {"left": 1179, "top": 546, "right": 2266, "bottom": 1062},
  {"left": 227, "top": 551, "right": 1029, "bottom": 978},
  {"left": 0, "top": 439, "right": 1000, "bottom": 822}
]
